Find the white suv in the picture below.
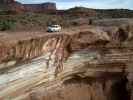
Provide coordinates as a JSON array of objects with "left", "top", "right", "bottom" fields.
[{"left": 47, "top": 25, "right": 61, "bottom": 32}]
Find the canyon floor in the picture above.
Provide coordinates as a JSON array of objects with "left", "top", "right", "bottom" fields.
[{"left": 0, "top": 20, "right": 133, "bottom": 100}]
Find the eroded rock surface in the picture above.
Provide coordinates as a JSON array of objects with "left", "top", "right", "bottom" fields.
[
  {"left": 0, "top": 25, "right": 133, "bottom": 100},
  {"left": 0, "top": 0, "right": 56, "bottom": 13}
]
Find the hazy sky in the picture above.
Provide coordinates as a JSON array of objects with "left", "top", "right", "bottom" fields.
[{"left": 16, "top": 0, "right": 133, "bottom": 10}]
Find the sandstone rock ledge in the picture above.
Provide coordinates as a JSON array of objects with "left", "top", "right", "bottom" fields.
[{"left": 0, "top": 26, "right": 133, "bottom": 100}]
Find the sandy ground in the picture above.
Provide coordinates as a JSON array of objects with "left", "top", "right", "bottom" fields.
[{"left": 0, "top": 25, "right": 97, "bottom": 44}]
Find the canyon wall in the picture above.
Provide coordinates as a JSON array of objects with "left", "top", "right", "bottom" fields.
[
  {"left": 0, "top": 0, "right": 56, "bottom": 13},
  {"left": 23, "top": 3, "right": 56, "bottom": 13},
  {"left": 0, "top": 25, "right": 133, "bottom": 100},
  {"left": 0, "top": 0, "right": 14, "bottom": 4}
]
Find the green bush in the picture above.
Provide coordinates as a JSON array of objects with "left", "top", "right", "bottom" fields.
[{"left": 0, "top": 20, "right": 16, "bottom": 31}]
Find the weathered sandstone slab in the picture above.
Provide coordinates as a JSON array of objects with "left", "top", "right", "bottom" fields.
[{"left": 0, "top": 25, "right": 133, "bottom": 100}]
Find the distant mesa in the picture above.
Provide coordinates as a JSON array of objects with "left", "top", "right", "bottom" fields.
[
  {"left": 0, "top": 0, "right": 56, "bottom": 13},
  {"left": 0, "top": 0, "right": 14, "bottom": 3}
]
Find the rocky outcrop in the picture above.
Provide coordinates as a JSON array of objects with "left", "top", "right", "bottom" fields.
[
  {"left": 0, "top": 25, "right": 133, "bottom": 100},
  {"left": 0, "top": 0, "right": 56, "bottom": 13},
  {"left": 23, "top": 3, "right": 56, "bottom": 13},
  {"left": 0, "top": 0, "right": 14, "bottom": 4},
  {"left": 58, "top": 7, "right": 133, "bottom": 18},
  {"left": 0, "top": 27, "right": 109, "bottom": 70}
]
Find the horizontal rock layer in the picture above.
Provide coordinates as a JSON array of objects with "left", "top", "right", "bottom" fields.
[
  {"left": 0, "top": 25, "right": 133, "bottom": 100},
  {"left": 0, "top": 0, "right": 56, "bottom": 13}
]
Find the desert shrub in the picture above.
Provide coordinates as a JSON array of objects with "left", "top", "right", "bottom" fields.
[
  {"left": 71, "top": 21, "right": 79, "bottom": 26},
  {"left": 46, "top": 20, "right": 57, "bottom": 26},
  {"left": 89, "top": 19, "right": 93, "bottom": 25},
  {"left": 0, "top": 20, "right": 16, "bottom": 31},
  {"left": 117, "top": 28, "right": 128, "bottom": 42}
]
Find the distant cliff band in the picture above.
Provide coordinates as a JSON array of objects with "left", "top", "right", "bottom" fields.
[{"left": 0, "top": 0, "right": 56, "bottom": 13}]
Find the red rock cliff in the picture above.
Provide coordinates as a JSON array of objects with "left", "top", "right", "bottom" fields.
[{"left": 0, "top": 0, "right": 56, "bottom": 13}]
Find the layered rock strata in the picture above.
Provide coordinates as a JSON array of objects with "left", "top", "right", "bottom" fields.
[
  {"left": 0, "top": 25, "right": 133, "bottom": 100},
  {"left": 0, "top": 0, "right": 56, "bottom": 13}
]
